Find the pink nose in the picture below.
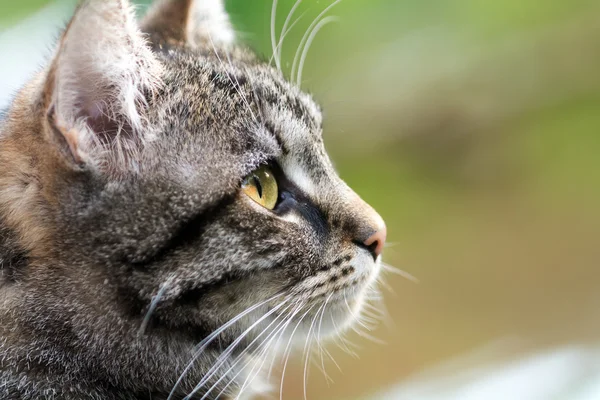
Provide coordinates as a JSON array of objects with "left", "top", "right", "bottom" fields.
[{"left": 363, "top": 224, "right": 387, "bottom": 260}]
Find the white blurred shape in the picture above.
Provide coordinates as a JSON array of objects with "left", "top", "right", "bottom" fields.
[
  {"left": 0, "top": 1, "right": 75, "bottom": 108},
  {"left": 375, "top": 344, "right": 600, "bottom": 400}
]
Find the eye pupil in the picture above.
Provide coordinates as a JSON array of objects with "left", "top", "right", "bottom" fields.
[
  {"left": 253, "top": 176, "right": 263, "bottom": 198},
  {"left": 241, "top": 166, "right": 278, "bottom": 210}
]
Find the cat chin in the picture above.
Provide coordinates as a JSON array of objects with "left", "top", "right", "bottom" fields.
[
  {"left": 315, "top": 285, "right": 375, "bottom": 338},
  {"left": 283, "top": 255, "right": 383, "bottom": 341},
  {"left": 282, "top": 282, "right": 380, "bottom": 347}
]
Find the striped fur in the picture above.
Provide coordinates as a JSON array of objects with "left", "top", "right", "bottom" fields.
[{"left": 0, "top": 1, "right": 386, "bottom": 399}]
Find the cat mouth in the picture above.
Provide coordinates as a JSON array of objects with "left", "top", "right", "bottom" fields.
[{"left": 276, "top": 264, "right": 381, "bottom": 339}]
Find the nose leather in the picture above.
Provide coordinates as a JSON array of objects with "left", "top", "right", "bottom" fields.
[{"left": 363, "top": 224, "right": 387, "bottom": 260}]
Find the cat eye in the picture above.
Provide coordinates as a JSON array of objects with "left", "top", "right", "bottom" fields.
[{"left": 242, "top": 166, "right": 279, "bottom": 210}]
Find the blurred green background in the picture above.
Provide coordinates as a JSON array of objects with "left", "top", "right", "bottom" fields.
[{"left": 2, "top": 0, "right": 600, "bottom": 399}]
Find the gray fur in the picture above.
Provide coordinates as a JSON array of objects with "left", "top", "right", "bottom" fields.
[{"left": 0, "top": 1, "right": 385, "bottom": 399}]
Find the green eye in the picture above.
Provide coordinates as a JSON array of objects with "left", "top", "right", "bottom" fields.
[{"left": 242, "top": 166, "right": 279, "bottom": 210}]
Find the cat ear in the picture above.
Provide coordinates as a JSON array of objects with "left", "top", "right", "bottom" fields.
[
  {"left": 141, "top": 0, "right": 235, "bottom": 48},
  {"left": 46, "top": 0, "right": 162, "bottom": 166}
]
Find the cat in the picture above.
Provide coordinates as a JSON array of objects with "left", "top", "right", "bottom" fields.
[{"left": 0, "top": 0, "right": 387, "bottom": 399}]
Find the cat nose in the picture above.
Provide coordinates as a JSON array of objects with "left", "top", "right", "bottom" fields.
[
  {"left": 362, "top": 224, "right": 387, "bottom": 261},
  {"left": 351, "top": 203, "right": 387, "bottom": 261},
  {"left": 339, "top": 184, "right": 387, "bottom": 261}
]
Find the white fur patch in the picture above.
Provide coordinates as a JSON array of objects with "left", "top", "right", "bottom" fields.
[
  {"left": 189, "top": 0, "right": 235, "bottom": 45},
  {"left": 279, "top": 211, "right": 302, "bottom": 224},
  {"left": 283, "top": 161, "right": 316, "bottom": 197}
]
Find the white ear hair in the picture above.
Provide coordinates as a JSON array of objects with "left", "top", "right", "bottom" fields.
[
  {"left": 50, "top": 0, "right": 162, "bottom": 164},
  {"left": 188, "top": 0, "right": 235, "bottom": 45},
  {"left": 142, "top": 0, "right": 235, "bottom": 47}
]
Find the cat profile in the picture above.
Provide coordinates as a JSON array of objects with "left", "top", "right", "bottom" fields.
[{"left": 0, "top": 0, "right": 386, "bottom": 399}]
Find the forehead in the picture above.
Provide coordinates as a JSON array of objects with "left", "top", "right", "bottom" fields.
[
  {"left": 150, "top": 47, "right": 337, "bottom": 200},
  {"left": 160, "top": 49, "right": 321, "bottom": 129}
]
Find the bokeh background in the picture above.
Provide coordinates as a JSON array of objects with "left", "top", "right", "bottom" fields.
[{"left": 1, "top": 1, "right": 600, "bottom": 399}]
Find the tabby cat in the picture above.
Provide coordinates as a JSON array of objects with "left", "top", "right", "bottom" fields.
[{"left": 0, "top": 0, "right": 387, "bottom": 398}]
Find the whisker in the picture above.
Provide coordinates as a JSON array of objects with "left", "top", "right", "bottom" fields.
[
  {"left": 343, "top": 292, "right": 371, "bottom": 331},
  {"left": 279, "top": 304, "right": 316, "bottom": 400},
  {"left": 376, "top": 276, "right": 397, "bottom": 296},
  {"left": 322, "top": 343, "right": 342, "bottom": 372},
  {"left": 362, "top": 300, "right": 384, "bottom": 314},
  {"left": 138, "top": 276, "right": 174, "bottom": 336},
  {"left": 382, "top": 262, "right": 419, "bottom": 283},
  {"left": 210, "top": 307, "right": 296, "bottom": 400},
  {"left": 291, "top": 0, "right": 343, "bottom": 84},
  {"left": 352, "top": 326, "right": 387, "bottom": 346},
  {"left": 167, "top": 293, "right": 283, "bottom": 400},
  {"left": 308, "top": 295, "right": 341, "bottom": 377},
  {"left": 201, "top": 302, "right": 294, "bottom": 400},
  {"left": 233, "top": 301, "right": 305, "bottom": 400},
  {"left": 186, "top": 298, "right": 290, "bottom": 399},
  {"left": 310, "top": 356, "right": 333, "bottom": 386},
  {"left": 296, "top": 16, "right": 339, "bottom": 86},
  {"left": 273, "top": 0, "right": 304, "bottom": 69},
  {"left": 342, "top": 290, "right": 386, "bottom": 346},
  {"left": 302, "top": 302, "right": 326, "bottom": 400},
  {"left": 266, "top": 300, "right": 306, "bottom": 381},
  {"left": 336, "top": 334, "right": 360, "bottom": 358},
  {"left": 270, "top": 0, "right": 279, "bottom": 70},
  {"left": 269, "top": 12, "right": 306, "bottom": 69},
  {"left": 315, "top": 302, "right": 342, "bottom": 377},
  {"left": 329, "top": 314, "right": 358, "bottom": 357},
  {"left": 370, "top": 293, "right": 395, "bottom": 330},
  {"left": 316, "top": 293, "right": 332, "bottom": 382}
]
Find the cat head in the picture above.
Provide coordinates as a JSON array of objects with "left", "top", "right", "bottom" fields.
[{"left": 1, "top": 0, "right": 386, "bottom": 395}]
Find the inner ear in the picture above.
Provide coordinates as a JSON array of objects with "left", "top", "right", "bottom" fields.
[
  {"left": 47, "top": 106, "right": 84, "bottom": 165},
  {"left": 44, "top": 0, "right": 162, "bottom": 170}
]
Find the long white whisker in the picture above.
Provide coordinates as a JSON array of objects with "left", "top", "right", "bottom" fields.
[
  {"left": 352, "top": 325, "right": 387, "bottom": 345},
  {"left": 267, "top": 300, "right": 306, "bottom": 381},
  {"left": 186, "top": 298, "right": 290, "bottom": 399},
  {"left": 382, "top": 262, "right": 419, "bottom": 283},
  {"left": 291, "top": 0, "right": 343, "bottom": 83},
  {"left": 219, "top": 300, "right": 307, "bottom": 400},
  {"left": 302, "top": 302, "right": 325, "bottom": 400},
  {"left": 316, "top": 294, "right": 333, "bottom": 381},
  {"left": 138, "top": 276, "right": 174, "bottom": 336},
  {"left": 200, "top": 301, "right": 295, "bottom": 400},
  {"left": 270, "top": 0, "right": 279, "bottom": 70},
  {"left": 234, "top": 301, "right": 304, "bottom": 400},
  {"left": 274, "top": 0, "right": 304, "bottom": 69},
  {"left": 296, "top": 16, "right": 339, "bottom": 85},
  {"left": 343, "top": 292, "right": 385, "bottom": 346},
  {"left": 343, "top": 291, "right": 370, "bottom": 331},
  {"left": 269, "top": 12, "right": 306, "bottom": 68},
  {"left": 368, "top": 288, "right": 395, "bottom": 329},
  {"left": 279, "top": 304, "right": 315, "bottom": 400},
  {"left": 167, "top": 293, "right": 283, "bottom": 400},
  {"left": 330, "top": 313, "right": 358, "bottom": 357},
  {"left": 314, "top": 298, "right": 342, "bottom": 375},
  {"left": 376, "top": 274, "right": 397, "bottom": 296},
  {"left": 322, "top": 341, "right": 342, "bottom": 372},
  {"left": 310, "top": 353, "right": 333, "bottom": 385}
]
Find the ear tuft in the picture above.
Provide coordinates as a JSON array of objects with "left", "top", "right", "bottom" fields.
[
  {"left": 142, "top": 0, "right": 235, "bottom": 48},
  {"left": 47, "top": 0, "right": 163, "bottom": 169}
]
